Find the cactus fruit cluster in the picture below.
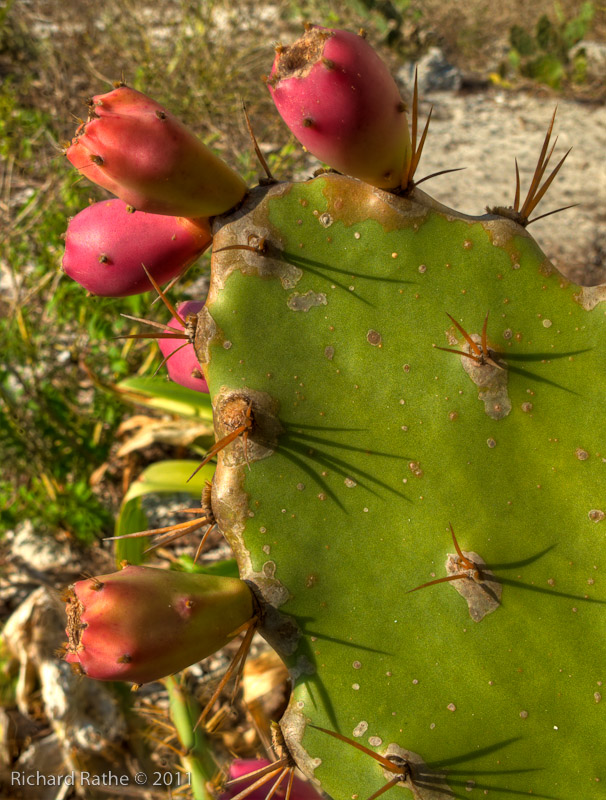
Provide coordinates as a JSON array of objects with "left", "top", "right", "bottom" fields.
[{"left": 61, "top": 24, "right": 606, "bottom": 800}]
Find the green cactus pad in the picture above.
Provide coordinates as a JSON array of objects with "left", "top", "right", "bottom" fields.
[{"left": 197, "top": 174, "right": 606, "bottom": 800}]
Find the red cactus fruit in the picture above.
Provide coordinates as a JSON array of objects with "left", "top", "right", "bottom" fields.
[
  {"left": 62, "top": 199, "right": 211, "bottom": 296},
  {"left": 64, "top": 565, "right": 254, "bottom": 684},
  {"left": 267, "top": 27, "right": 411, "bottom": 190},
  {"left": 159, "top": 300, "right": 209, "bottom": 392},
  {"left": 221, "top": 760, "right": 321, "bottom": 800},
  {"left": 66, "top": 85, "right": 247, "bottom": 217}
]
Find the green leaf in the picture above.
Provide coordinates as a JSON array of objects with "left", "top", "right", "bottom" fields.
[
  {"left": 113, "top": 495, "right": 149, "bottom": 565},
  {"left": 117, "top": 376, "right": 214, "bottom": 421},
  {"left": 172, "top": 556, "right": 239, "bottom": 578},
  {"left": 114, "top": 460, "right": 215, "bottom": 565}
]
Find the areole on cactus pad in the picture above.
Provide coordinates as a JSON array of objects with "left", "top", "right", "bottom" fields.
[{"left": 61, "top": 22, "right": 606, "bottom": 800}]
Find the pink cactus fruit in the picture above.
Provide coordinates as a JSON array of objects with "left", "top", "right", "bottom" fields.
[
  {"left": 221, "top": 760, "right": 321, "bottom": 800},
  {"left": 267, "top": 27, "right": 411, "bottom": 190},
  {"left": 159, "top": 300, "right": 209, "bottom": 393},
  {"left": 62, "top": 199, "right": 211, "bottom": 296},
  {"left": 64, "top": 565, "right": 253, "bottom": 684},
  {"left": 66, "top": 85, "right": 248, "bottom": 217}
]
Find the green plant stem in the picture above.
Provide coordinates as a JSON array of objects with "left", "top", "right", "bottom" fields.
[{"left": 164, "top": 675, "right": 217, "bottom": 800}]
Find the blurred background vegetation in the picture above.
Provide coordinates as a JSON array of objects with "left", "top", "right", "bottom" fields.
[{"left": 1, "top": 0, "right": 604, "bottom": 543}]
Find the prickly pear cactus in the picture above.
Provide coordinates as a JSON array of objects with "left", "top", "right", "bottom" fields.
[
  {"left": 61, "top": 24, "right": 606, "bottom": 800},
  {"left": 197, "top": 124, "right": 606, "bottom": 800}
]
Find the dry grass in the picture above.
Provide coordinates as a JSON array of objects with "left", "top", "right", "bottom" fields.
[{"left": 5, "top": 0, "right": 605, "bottom": 184}]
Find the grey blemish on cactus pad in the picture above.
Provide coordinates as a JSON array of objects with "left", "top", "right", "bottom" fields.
[
  {"left": 290, "top": 654, "right": 316, "bottom": 681},
  {"left": 279, "top": 705, "right": 323, "bottom": 785},
  {"left": 287, "top": 290, "right": 328, "bottom": 311},
  {"left": 210, "top": 184, "right": 303, "bottom": 291}
]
